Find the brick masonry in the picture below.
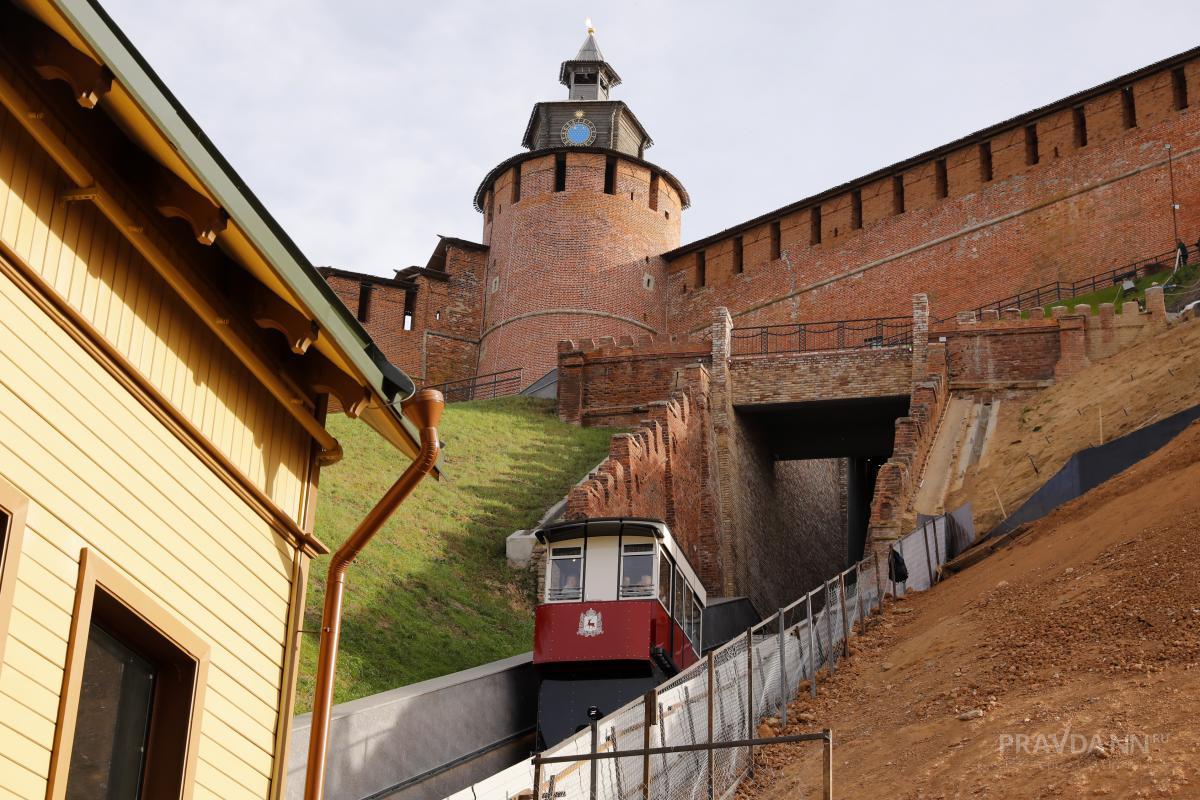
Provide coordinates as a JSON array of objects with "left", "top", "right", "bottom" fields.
[
  {"left": 556, "top": 333, "right": 711, "bottom": 426},
  {"left": 666, "top": 57, "right": 1200, "bottom": 336},
  {"left": 564, "top": 364, "right": 724, "bottom": 589},
  {"left": 318, "top": 52, "right": 1199, "bottom": 402},
  {"left": 478, "top": 152, "right": 683, "bottom": 387}
]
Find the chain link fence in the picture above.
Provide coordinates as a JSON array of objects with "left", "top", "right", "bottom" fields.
[{"left": 447, "top": 511, "right": 968, "bottom": 800}]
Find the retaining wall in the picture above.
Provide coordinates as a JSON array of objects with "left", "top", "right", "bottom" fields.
[{"left": 287, "top": 653, "right": 536, "bottom": 800}]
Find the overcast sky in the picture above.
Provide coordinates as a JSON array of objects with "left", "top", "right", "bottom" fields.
[{"left": 101, "top": 0, "right": 1198, "bottom": 278}]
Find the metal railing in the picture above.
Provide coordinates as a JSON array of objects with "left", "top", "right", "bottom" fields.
[
  {"left": 424, "top": 368, "right": 522, "bottom": 403},
  {"left": 532, "top": 723, "right": 832, "bottom": 800},
  {"left": 943, "top": 245, "right": 1188, "bottom": 322},
  {"left": 729, "top": 316, "right": 913, "bottom": 356}
]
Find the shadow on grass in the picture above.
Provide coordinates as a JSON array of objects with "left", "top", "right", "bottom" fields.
[{"left": 295, "top": 397, "right": 615, "bottom": 711}]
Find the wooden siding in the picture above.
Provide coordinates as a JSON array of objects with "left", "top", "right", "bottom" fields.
[
  {"left": 0, "top": 261, "right": 295, "bottom": 798},
  {"left": 0, "top": 102, "right": 311, "bottom": 525}
]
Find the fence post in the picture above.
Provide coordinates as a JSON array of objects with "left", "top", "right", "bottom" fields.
[
  {"left": 590, "top": 716, "right": 599, "bottom": 800},
  {"left": 682, "top": 687, "right": 703, "bottom": 778},
  {"left": 890, "top": 544, "right": 898, "bottom": 599},
  {"left": 822, "top": 730, "right": 833, "bottom": 800},
  {"left": 838, "top": 571, "right": 851, "bottom": 659},
  {"left": 777, "top": 608, "right": 787, "bottom": 727},
  {"left": 533, "top": 756, "right": 542, "bottom": 800},
  {"left": 657, "top": 701, "right": 673, "bottom": 797},
  {"left": 642, "top": 689, "right": 655, "bottom": 800},
  {"left": 854, "top": 561, "right": 864, "bottom": 634},
  {"left": 806, "top": 592, "right": 817, "bottom": 697},
  {"left": 746, "top": 627, "right": 755, "bottom": 776},
  {"left": 706, "top": 652, "right": 715, "bottom": 800},
  {"left": 873, "top": 549, "right": 883, "bottom": 606},
  {"left": 922, "top": 520, "right": 935, "bottom": 587},
  {"left": 609, "top": 727, "right": 625, "bottom": 800},
  {"left": 824, "top": 580, "right": 836, "bottom": 675}
]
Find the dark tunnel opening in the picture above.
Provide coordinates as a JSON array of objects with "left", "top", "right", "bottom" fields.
[{"left": 730, "top": 395, "right": 909, "bottom": 611}]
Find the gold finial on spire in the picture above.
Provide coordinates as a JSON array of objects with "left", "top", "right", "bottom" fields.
[{"left": 585, "top": 17, "right": 595, "bottom": 34}]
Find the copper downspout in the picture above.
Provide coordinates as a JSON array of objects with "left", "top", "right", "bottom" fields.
[{"left": 302, "top": 389, "right": 444, "bottom": 800}]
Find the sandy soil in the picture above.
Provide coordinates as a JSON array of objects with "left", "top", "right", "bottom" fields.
[
  {"left": 948, "top": 316, "right": 1200, "bottom": 533},
  {"left": 744, "top": 421, "right": 1200, "bottom": 799}
]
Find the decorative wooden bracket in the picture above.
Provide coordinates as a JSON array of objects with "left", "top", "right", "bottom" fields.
[
  {"left": 253, "top": 288, "right": 319, "bottom": 354},
  {"left": 27, "top": 21, "right": 112, "bottom": 108},
  {"left": 305, "top": 352, "right": 371, "bottom": 418},
  {"left": 151, "top": 168, "right": 227, "bottom": 245}
]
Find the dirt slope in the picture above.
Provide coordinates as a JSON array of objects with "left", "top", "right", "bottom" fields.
[
  {"left": 949, "top": 316, "right": 1200, "bottom": 533},
  {"left": 747, "top": 421, "right": 1200, "bottom": 799}
]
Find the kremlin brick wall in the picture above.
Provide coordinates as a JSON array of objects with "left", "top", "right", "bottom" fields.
[
  {"left": 565, "top": 365, "right": 723, "bottom": 589},
  {"left": 666, "top": 57, "right": 1200, "bottom": 334}
]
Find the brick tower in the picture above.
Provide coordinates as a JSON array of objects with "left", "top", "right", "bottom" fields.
[{"left": 473, "top": 22, "right": 689, "bottom": 386}]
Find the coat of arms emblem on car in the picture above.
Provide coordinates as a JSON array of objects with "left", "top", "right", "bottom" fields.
[{"left": 577, "top": 608, "right": 604, "bottom": 637}]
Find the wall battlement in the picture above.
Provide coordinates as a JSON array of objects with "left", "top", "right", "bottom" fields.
[
  {"left": 566, "top": 365, "right": 723, "bottom": 588},
  {"left": 664, "top": 52, "right": 1199, "bottom": 335}
]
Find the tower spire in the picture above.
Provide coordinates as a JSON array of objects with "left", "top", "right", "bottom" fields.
[{"left": 559, "top": 20, "right": 621, "bottom": 101}]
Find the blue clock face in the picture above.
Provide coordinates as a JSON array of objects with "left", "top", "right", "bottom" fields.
[{"left": 561, "top": 118, "right": 596, "bottom": 146}]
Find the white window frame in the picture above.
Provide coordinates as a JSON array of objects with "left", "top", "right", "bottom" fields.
[
  {"left": 545, "top": 545, "right": 585, "bottom": 603},
  {"left": 618, "top": 541, "right": 657, "bottom": 600}
]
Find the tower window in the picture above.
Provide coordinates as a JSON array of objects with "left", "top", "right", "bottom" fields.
[
  {"left": 770, "top": 220, "right": 781, "bottom": 260},
  {"left": 696, "top": 250, "right": 707, "bottom": 288},
  {"left": 892, "top": 175, "right": 905, "bottom": 214},
  {"left": 1073, "top": 106, "right": 1088, "bottom": 147},
  {"left": 733, "top": 236, "right": 744, "bottom": 274},
  {"left": 604, "top": 157, "right": 617, "bottom": 195},
  {"left": 357, "top": 283, "right": 373, "bottom": 323},
  {"left": 485, "top": 191, "right": 494, "bottom": 223},
  {"left": 810, "top": 205, "right": 822, "bottom": 245},
  {"left": 649, "top": 172, "right": 660, "bottom": 211},
  {"left": 935, "top": 158, "right": 949, "bottom": 198},
  {"left": 403, "top": 289, "right": 415, "bottom": 331},
  {"left": 1025, "top": 124, "right": 1039, "bottom": 166},
  {"left": 511, "top": 165, "right": 521, "bottom": 203},
  {"left": 1121, "top": 86, "right": 1137, "bottom": 129},
  {"left": 979, "top": 141, "right": 993, "bottom": 182},
  {"left": 850, "top": 189, "right": 862, "bottom": 229},
  {"left": 555, "top": 153, "right": 567, "bottom": 192},
  {"left": 1172, "top": 68, "right": 1188, "bottom": 110}
]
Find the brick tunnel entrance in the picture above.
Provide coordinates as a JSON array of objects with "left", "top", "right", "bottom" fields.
[{"left": 728, "top": 394, "right": 910, "bottom": 612}]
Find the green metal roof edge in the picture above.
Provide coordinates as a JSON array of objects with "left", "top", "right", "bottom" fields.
[{"left": 55, "top": 0, "right": 424, "bottom": 448}]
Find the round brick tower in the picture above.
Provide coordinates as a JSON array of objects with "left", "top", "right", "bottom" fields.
[{"left": 472, "top": 24, "right": 689, "bottom": 387}]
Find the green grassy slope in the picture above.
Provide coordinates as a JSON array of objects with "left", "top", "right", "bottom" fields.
[{"left": 295, "top": 397, "right": 614, "bottom": 712}]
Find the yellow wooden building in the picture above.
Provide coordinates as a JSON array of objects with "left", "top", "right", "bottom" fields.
[{"left": 0, "top": 1, "right": 433, "bottom": 797}]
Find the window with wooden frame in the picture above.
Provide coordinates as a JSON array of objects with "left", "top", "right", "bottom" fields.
[
  {"left": 48, "top": 549, "right": 210, "bottom": 800},
  {"left": 0, "top": 477, "right": 29, "bottom": 670}
]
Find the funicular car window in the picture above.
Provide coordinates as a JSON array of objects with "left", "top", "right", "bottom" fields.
[
  {"left": 548, "top": 546, "right": 583, "bottom": 601},
  {"left": 619, "top": 543, "right": 655, "bottom": 598},
  {"left": 681, "top": 584, "right": 695, "bottom": 643},
  {"left": 658, "top": 553, "right": 672, "bottom": 611},
  {"left": 691, "top": 596, "right": 703, "bottom": 653},
  {"left": 673, "top": 574, "right": 685, "bottom": 626}
]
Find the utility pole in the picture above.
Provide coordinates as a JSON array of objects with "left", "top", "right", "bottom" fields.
[{"left": 1166, "top": 144, "right": 1181, "bottom": 246}]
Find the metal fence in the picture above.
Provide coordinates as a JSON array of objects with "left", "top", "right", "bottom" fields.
[
  {"left": 448, "top": 512, "right": 965, "bottom": 800},
  {"left": 424, "top": 368, "right": 522, "bottom": 403},
  {"left": 944, "top": 246, "right": 1187, "bottom": 323},
  {"left": 729, "top": 317, "right": 914, "bottom": 356}
]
